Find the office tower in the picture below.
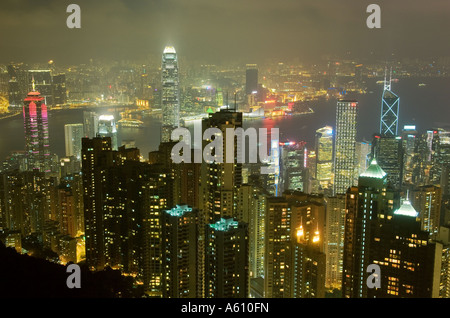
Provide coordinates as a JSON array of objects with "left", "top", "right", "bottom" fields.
[
  {"left": 411, "top": 185, "right": 442, "bottom": 237},
  {"left": 245, "top": 64, "right": 258, "bottom": 95},
  {"left": 83, "top": 111, "right": 99, "bottom": 139},
  {"left": 333, "top": 100, "right": 358, "bottom": 195},
  {"left": 436, "top": 226, "right": 450, "bottom": 298},
  {"left": 7, "top": 63, "right": 26, "bottom": 111},
  {"left": 98, "top": 115, "right": 118, "bottom": 150},
  {"left": 205, "top": 218, "right": 249, "bottom": 298},
  {"left": 8, "top": 79, "right": 21, "bottom": 110},
  {"left": 306, "top": 149, "right": 317, "bottom": 194},
  {"left": 290, "top": 193, "right": 326, "bottom": 298},
  {"left": 28, "top": 70, "right": 54, "bottom": 107},
  {"left": 162, "top": 205, "right": 198, "bottom": 298},
  {"left": 52, "top": 73, "right": 67, "bottom": 106},
  {"left": 369, "top": 199, "right": 440, "bottom": 298},
  {"left": 202, "top": 109, "right": 243, "bottom": 223},
  {"left": 82, "top": 136, "right": 114, "bottom": 271},
  {"left": 59, "top": 174, "right": 84, "bottom": 237},
  {"left": 236, "top": 185, "right": 266, "bottom": 280},
  {"left": 264, "top": 196, "right": 292, "bottom": 298},
  {"left": 342, "top": 159, "right": 399, "bottom": 298},
  {"left": 380, "top": 69, "right": 400, "bottom": 136},
  {"left": 355, "top": 141, "right": 371, "bottom": 178},
  {"left": 23, "top": 84, "right": 50, "bottom": 173},
  {"left": 0, "top": 170, "right": 57, "bottom": 238},
  {"left": 64, "top": 124, "right": 84, "bottom": 161},
  {"left": 429, "top": 129, "right": 450, "bottom": 184},
  {"left": 411, "top": 132, "right": 429, "bottom": 185},
  {"left": 372, "top": 134, "right": 404, "bottom": 189},
  {"left": 324, "top": 194, "right": 346, "bottom": 290},
  {"left": 265, "top": 191, "right": 326, "bottom": 298},
  {"left": 280, "top": 141, "right": 308, "bottom": 193},
  {"left": 161, "top": 46, "right": 180, "bottom": 142},
  {"left": 315, "top": 126, "right": 334, "bottom": 192},
  {"left": 292, "top": 219, "right": 326, "bottom": 298},
  {"left": 402, "top": 125, "right": 418, "bottom": 184},
  {"left": 57, "top": 185, "right": 77, "bottom": 238}
]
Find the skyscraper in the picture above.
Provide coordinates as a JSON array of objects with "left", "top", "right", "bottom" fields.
[
  {"left": 98, "top": 115, "right": 118, "bottom": 150},
  {"left": 411, "top": 185, "right": 442, "bottom": 237},
  {"left": 324, "top": 194, "right": 346, "bottom": 290},
  {"left": 245, "top": 64, "right": 258, "bottom": 95},
  {"left": 161, "top": 46, "right": 180, "bottom": 142},
  {"left": 64, "top": 123, "right": 84, "bottom": 161},
  {"left": 333, "top": 100, "right": 358, "bottom": 195},
  {"left": 82, "top": 136, "right": 114, "bottom": 271},
  {"left": 315, "top": 126, "right": 334, "bottom": 192},
  {"left": 369, "top": 199, "right": 440, "bottom": 298},
  {"left": 371, "top": 134, "right": 404, "bottom": 189},
  {"left": 205, "top": 217, "right": 249, "bottom": 298},
  {"left": 280, "top": 141, "right": 308, "bottom": 193},
  {"left": 202, "top": 109, "right": 243, "bottom": 224},
  {"left": 342, "top": 159, "right": 399, "bottom": 298},
  {"left": 401, "top": 125, "right": 418, "bottom": 184},
  {"left": 162, "top": 205, "right": 199, "bottom": 298},
  {"left": 23, "top": 83, "right": 50, "bottom": 172},
  {"left": 380, "top": 69, "right": 400, "bottom": 136},
  {"left": 83, "top": 111, "right": 99, "bottom": 139}
]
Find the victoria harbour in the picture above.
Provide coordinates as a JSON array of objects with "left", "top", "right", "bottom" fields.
[{"left": 1, "top": 77, "right": 449, "bottom": 162}]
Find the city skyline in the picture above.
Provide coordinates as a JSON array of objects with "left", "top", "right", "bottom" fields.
[{"left": 1, "top": 1, "right": 450, "bottom": 303}]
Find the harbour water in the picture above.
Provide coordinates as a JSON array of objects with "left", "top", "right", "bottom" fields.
[{"left": 0, "top": 77, "right": 449, "bottom": 162}]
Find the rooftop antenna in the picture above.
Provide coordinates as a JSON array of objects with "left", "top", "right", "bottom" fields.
[
  {"left": 389, "top": 66, "right": 393, "bottom": 90},
  {"left": 31, "top": 74, "right": 36, "bottom": 92},
  {"left": 226, "top": 91, "right": 229, "bottom": 110}
]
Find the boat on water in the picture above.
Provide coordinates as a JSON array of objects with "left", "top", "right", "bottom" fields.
[
  {"left": 418, "top": 83, "right": 427, "bottom": 87},
  {"left": 118, "top": 118, "right": 145, "bottom": 128}
]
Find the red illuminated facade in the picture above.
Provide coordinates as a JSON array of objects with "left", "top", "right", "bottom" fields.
[{"left": 23, "top": 89, "right": 50, "bottom": 172}]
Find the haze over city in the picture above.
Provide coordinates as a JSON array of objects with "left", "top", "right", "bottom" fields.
[{"left": 1, "top": 0, "right": 450, "bottom": 64}]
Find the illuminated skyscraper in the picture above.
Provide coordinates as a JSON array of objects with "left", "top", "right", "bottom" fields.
[
  {"left": 372, "top": 134, "right": 404, "bottom": 189},
  {"left": 64, "top": 123, "right": 84, "bottom": 161},
  {"left": 401, "top": 125, "right": 417, "bottom": 184},
  {"left": 411, "top": 185, "right": 442, "bottom": 237},
  {"left": 205, "top": 218, "right": 249, "bottom": 298},
  {"left": 83, "top": 111, "right": 99, "bottom": 139},
  {"left": 23, "top": 83, "right": 50, "bottom": 172},
  {"left": 315, "top": 126, "right": 334, "bottom": 192},
  {"left": 161, "top": 46, "right": 180, "bottom": 142},
  {"left": 264, "top": 196, "right": 291, "bottom": 298},
  {"left": 369, "top": 199, "right": 440, "bottom": 298},
  {"left": 342, "top": 159, "right": 399, "bottom": 298},
  {"left": 202, "top": 109, "right": 243, "bottom": 223},
  {"left": 265, "top": 191, "right": 326, "bottom": 298},
  {"left": 280, "top": 141, "right": 308, "bottom": 194},
  {"left": 380, "top": 69, "right": 400, "bottom": 136},
  {"left": 98, "top": 115, "right": 118, "bottom": 150},
  {"left": 162, "top": 205, "right": 199, "bottom": 298},
  {"left": 333, "top": 100, "right": 358, "bottom": 195},
  {"left": 324, "top": 194, "right": 346, "bottom": 290}
]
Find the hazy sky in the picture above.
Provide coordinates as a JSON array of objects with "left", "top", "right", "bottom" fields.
[{"left": 1, "top": 0, "right": 449, "bottom": 65}]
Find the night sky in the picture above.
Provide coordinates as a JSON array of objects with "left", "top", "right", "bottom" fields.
[{"left": 1, "top": 0, "right": 449, "bottom": 65}]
